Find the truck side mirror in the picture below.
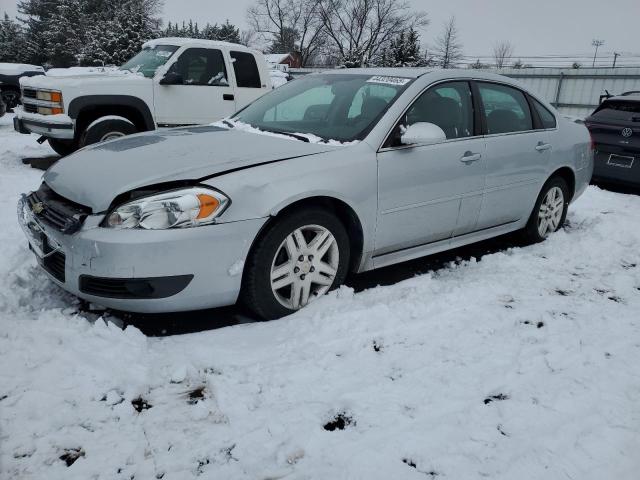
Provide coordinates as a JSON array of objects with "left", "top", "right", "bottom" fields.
[{"left": 160, "top": 71, "right": 184, "bottom": 85}]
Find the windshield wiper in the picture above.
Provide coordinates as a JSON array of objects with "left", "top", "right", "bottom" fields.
[
  {"left": 262, "top": 128, "right": 310, "bottom": 143},
  {"left": 222, "top": 120, "right": 235, "bottom": 129}
]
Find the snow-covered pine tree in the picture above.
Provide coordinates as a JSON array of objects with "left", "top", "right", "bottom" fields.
[
  {"left": 0, "top": 13, "right": 25, "bottom": 62},
  {"left": 43, "top": 0, "right": 83, "bottom": 67},
  {"left": 16, "top": 0, "right": 59, "bottom": 65},
  {"left": 216, "top": 20, "right": 240, "bottom": 44},
  {"left": 375, "top": 27, "right": 428, "bottom": 68}
]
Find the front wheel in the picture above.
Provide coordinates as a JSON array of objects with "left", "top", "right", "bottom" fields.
[
  {"left": 48, "top": 138, "right": 78, "bottom": 157},
  {"left": 522, "top": 176, "right": 569, "bottom": 243},
  {"left": 79, "top": 117, "right": 137, "bottom": 148},
  {"left": 242, "top": 209, "right": 350, "bottom": 320}
]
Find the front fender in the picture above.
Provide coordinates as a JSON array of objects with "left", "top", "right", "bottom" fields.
[{"left": 68, "top": 95, "right": 155, "bottom": 130}]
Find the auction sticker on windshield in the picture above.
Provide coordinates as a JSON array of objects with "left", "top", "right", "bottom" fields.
[{"left": 367, "top": 76, "right": 411, "bottom": 86}]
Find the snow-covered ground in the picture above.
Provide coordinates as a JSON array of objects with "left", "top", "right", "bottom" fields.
[{"left": 1, "top": 113, "right": 640, "bottom": 479}]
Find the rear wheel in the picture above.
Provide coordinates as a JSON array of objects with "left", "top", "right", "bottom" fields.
[
  {"left": 242, "top": 209, "right": 350, "bottom": 320},
  {"left": 79, "top": 117, "right": 137, "bottom": 147},
  {"left": 522, "top": 176, "right": 569, "bottom": 243},
  {"left": 48, "top": 138, "right": 78, "bottom": 157}
]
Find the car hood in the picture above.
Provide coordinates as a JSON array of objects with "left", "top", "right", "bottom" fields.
[{"left": 43, "top": 126, "right": 339, "bottom": 212}]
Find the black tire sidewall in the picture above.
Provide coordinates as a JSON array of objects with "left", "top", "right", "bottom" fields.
[
  {"left": 242, "top": 208, "right": 351, "bottom": 320},
  {"left": 47, "top": 138, "right": 77, "bottom": 157},
  {"left": 524, "top": 176, "right": 569, "bottom": 243},
  {"left": 80, "top": 118, "right": 137, "bottom": 147}
]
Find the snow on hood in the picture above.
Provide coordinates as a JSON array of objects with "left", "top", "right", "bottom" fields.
[
  {"left": 44, "top": 125, "right": 339, "bottom": 211},
  {"left": 21, "top": 67, "right": 148, "bottom": 89},
  {"left": 214, "top": 119, "right": 360, "bottom": 147}
]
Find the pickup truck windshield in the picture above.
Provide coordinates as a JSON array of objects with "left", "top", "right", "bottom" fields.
[
  {"left": 120, "top": 45, "right": 179, "bottom": 78},
  {"left": 233, "top": 73, "right": 412, "bottom": 143}
]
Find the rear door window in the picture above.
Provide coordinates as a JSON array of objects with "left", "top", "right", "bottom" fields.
[
  {"left": 230, "top": 51, "right": 262, "bottom": 88},
  {"left": 478, "top": 82, "right": 533, "bottom": 134}
]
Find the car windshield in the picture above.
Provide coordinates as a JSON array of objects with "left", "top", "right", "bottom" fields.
[
  {"left": 120, "top": 45, "right": 179, "bottom": 78},
  {"left": 233, "top": 73, "right": 413, "bottom": 143}
]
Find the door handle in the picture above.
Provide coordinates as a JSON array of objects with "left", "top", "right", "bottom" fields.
[
  {"left": 460, "top": 151, "right": 481, "bottom": 163},
  {"left": 223, "top": 94, "right": 235, "bottom": 101},
  {"left": 535, "top": 142, "right": 552, "bottom": 152}
]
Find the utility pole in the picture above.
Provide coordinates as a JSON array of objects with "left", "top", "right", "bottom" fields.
[
  {"left": 613, "top": 52, "right": 620, "bottom": 68},
  {"left": 592, "top": 39, "right": 605, "bottom": 67}
]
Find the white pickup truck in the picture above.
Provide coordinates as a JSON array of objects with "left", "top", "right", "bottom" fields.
[{"left": 14, "top": 38, "right": 272, "bottom": 155}]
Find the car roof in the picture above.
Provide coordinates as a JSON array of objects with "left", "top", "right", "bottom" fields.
[
  {"left": 143, "top": 37, "right": 254, "bottom": 52},
  {"left": 607, "top": 93, "right": 640, "bottom": 101},
  {"left": 320, "top": 67, "right": 523, "bottom": 84}
]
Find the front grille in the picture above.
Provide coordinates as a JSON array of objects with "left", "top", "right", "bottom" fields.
[
  {"left": 22, "top": 88, "right": 37, "bottom": 99},
  {"left": 27, "top": 183, "right": 91, "bottom": 234},
  {"left": 23, "top": 103, "right": 38, "bottom": 113},
  {"left": 43, "top": 240, "right": 65, "bottom": 282}
]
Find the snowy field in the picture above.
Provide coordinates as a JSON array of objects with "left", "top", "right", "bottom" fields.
[{"left": 1, "top": 112, "right": 640, "bottom": 479}]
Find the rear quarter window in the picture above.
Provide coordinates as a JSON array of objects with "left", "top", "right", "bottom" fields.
[
  {"left": 230, "top": 51, "right": 262, "bottom": 88},
  {"left": 531, "top": 98, "right": 556, "bottom": 129}
]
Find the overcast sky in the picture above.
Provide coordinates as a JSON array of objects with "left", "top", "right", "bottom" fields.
[{"left": 2, "top": 0, "right": 639, "bottom": 66}]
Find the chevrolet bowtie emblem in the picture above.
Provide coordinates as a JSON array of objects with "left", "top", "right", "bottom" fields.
[{"left": 32, "top": 202, "right": 45, "bottom": 214}]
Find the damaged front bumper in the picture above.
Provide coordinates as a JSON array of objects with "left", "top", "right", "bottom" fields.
[{"left": 17, "top": 195, "right": 268, "bottom": 313}]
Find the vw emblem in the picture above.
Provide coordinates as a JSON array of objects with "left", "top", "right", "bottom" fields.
[
  {"left": 622, "top": 127, "right": 633, "bottom": 138},
  {"left": 32, "top": 202, "right": 45, "bottom": 214}
]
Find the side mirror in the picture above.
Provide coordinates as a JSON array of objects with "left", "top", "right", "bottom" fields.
[
  {"left": 159, "top": 71, "right": 184, "bottom": 85},
  {"left": 401, "top": 122, "right": 447, "bottom": 146}
]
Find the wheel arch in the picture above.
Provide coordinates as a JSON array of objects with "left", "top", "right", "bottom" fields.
[
  {"left": 548, "top": 166, "right": 576, "bottom": 202},
  {"left": 245, "top": 195, "right": 365, "bottom": 276},
  {"left": 68, "top": 95, "right": 155, "bottom": 139}
]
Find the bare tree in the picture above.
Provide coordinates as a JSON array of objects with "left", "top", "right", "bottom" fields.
[
  {"left": 433, "top": 16, "right": 463, "bottom": 69},
  {"left": 317, "top": 0, "right": 428, "bottom": 68},
  {"left": 492, "top": 40, "right": 514, "bottom": 69},
  {"left": 247, "top": 0, "right": 325, "bottom": 66}
]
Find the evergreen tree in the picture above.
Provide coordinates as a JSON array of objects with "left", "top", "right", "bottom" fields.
[
  {"left": 217, "top": 20, "right": 240, "bottom": 44},
  {"left": 43, "top": 0, "right": 83, "bottom": 67},
  {"left": 17, "top": 0, "right": 58, "bottom": 65},
  {"left": 376, "top": 27, "right": 428, "bottom": 68},
  {"left": 0, "top": 13, "right": 25, "bottom": 62}
]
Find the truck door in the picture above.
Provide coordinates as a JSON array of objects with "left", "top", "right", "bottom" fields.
[{"left": 153, "top": 47, "right": 236, "bottom": 126}]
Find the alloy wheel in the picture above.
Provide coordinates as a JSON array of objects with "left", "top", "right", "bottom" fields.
[
  {"left": 270, "top": 224, "right": 339, "bottom": 310},
  {"left": 537, "top": 186, "right": 564, "bottom": 238}
]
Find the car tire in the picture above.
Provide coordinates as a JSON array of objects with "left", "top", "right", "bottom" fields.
[
  {"left": 48, "top": 138, "right": 78, "bottom": 157},
  {"left": 79, "top": 117, "right": 137, "bottom": 147},
  {"left": 1, "top": 88, "right": 20, "bottom": 110},
  {"left": 522, "top": 176, "right": 569, "bottom": 243},
  {"left": 242, "top": 208, "right": 351, "bottom": 320}
]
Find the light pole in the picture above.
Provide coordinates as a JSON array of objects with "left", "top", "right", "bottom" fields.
[
  {"left": 613, "top": 52, "right": 620, "bottom": 68},
  {"left": 592, "top": 39, "right": 604, "bottom": 67}
]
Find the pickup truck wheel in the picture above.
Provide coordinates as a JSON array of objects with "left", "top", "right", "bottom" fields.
[
  {"left": 47, "top": 139, "right": 77, "bottom": 157},
  {"left": 80, "top": 117, "right": 137, "bottom": 147}
]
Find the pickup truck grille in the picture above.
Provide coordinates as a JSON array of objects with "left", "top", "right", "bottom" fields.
[
  {"left": 22, "top": 88, "right": 37, "bottom": 99},
  {"left": 23, "top": 103, "right": 38, "bottom": 113},
  {"left": 27, "top": 183, "right": 91, "bottom": 234}
]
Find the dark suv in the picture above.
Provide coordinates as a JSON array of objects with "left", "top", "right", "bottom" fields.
[{"left": 585, "top": 92, "right": 640, "bottom": 187}]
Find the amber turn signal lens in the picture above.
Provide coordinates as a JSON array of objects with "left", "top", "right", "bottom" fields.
[
  {"left": 196, "top": 194, "right": 220, "bottom": 219},
  {"left": 50, "top": 91, "right": 62, "bottom": 103},
  {"left": 51, "top": 107, "right": 64, "bottom": 115}
]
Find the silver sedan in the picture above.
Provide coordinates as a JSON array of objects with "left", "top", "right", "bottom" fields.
[{"left": 18, "top": 69, "right": 593, "bottom": 319}]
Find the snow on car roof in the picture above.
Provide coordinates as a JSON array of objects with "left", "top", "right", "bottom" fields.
[
  {"left": 143, "top": 37, "right": 254, "bottom": 52},
  {"left": 0, "top": 63, "right": 45, "bottom": 75}
]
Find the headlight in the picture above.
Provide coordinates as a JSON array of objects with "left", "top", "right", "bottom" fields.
[
  {"left": 103, "top": 187, "right": 230, "bottom": 230},
  {"left": 36, "top": 90, "right": 63, "bottom": 103}
]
